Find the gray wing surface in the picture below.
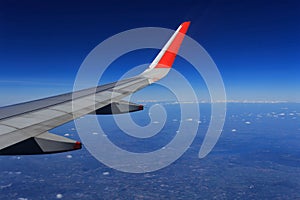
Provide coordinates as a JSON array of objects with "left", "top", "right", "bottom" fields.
[
  {"left": 0, "top": 21, "right": 190, "bottom": 155},
  {"left": 0, "top": 76, "right": 149, "bottom": 155}
]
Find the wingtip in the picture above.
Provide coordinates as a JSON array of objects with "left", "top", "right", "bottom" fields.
[
  {"left": 142, "top": 21, "right": 191, "bottom": 72},
  {"left": 179, "top": 21, "right": 191, "bottom": 34},
  {"left": 182, "top": 21, "right": 191, "bottom": 26}
]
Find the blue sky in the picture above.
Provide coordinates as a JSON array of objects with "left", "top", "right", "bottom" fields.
[{"left": 0, "top": 0, "right": 299, "bottom": 105}]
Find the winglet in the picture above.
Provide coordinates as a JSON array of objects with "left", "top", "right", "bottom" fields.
[
  {"left": 149, "top": 21, "right": 190, "bottom": 69},
  {"left": 141, "top": 22, "right": 190, "bottom": 82}
]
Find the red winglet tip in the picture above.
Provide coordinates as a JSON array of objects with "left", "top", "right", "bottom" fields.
[
  {"left": 182, "top": 21, "right": 191, "bottom": 26},
  {"left": 153, "top": 22, "right": 191, "bottom": 69},
  {"left": 180, "top": 21, "right": 191, "bottom": 34},
  {"left": 73, "top": 141, "right": 82, "bottom": 150}
]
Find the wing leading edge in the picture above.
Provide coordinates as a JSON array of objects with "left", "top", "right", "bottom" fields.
[{"left": 0, "top": 21, "right": 190, "bottom": 155}]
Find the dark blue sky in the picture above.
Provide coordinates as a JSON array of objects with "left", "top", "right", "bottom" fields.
[{"left": 0, "top": 0, "right": 299, "bottom": 105}]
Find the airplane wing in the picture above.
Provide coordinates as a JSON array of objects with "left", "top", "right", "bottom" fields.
[{"left": 0, "top": 21, "right": 190, "bottom": 155}]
